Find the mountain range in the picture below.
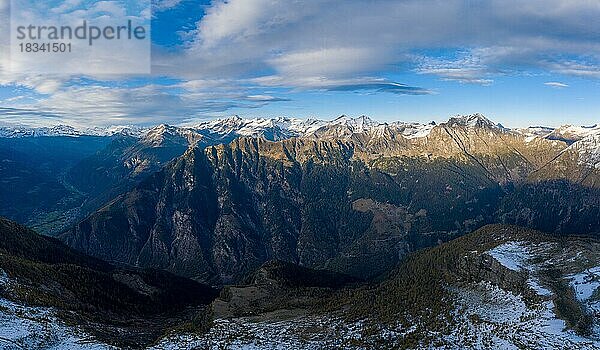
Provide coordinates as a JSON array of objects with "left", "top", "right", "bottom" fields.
[
  {"left": 2, "top": 114, "right": 600, "bottom": 348},
  {"left": 54, "top": 114, "right": 600, "bottom": 285},
  {"left": 3, "top": 114, "right": 598, "bottom": 141}
]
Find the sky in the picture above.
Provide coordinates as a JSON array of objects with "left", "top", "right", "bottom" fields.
[{"left": 0, "top": 0, "right": 599, "bottom": 128}]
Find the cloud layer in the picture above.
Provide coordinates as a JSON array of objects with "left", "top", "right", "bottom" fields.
[
  {"left": 161, "top": 0, "right": 600, "bottom": 81},
  {"left": 1, "top": 0, "right": 599, "bottom": 125}
]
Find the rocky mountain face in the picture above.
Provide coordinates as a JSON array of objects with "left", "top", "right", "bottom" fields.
[
  {"left": 68, "top": 124, "right": 205, "bottom": 197},
  {"left": 65, "top": 125, "right": 205, "bottom": 218},
  {"left": 60, "top": 114, "right": 600, "bottom": 285},
  {"left": 2, "top": 124, "right": 209, "bottom": 234},
  {"left": 0, "top": 117, "right": 339, "bottom": 234}
]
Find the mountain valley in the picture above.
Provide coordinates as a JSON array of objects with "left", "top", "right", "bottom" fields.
[
  {"left": 2, "top": 114, "right": 600, "bottom": 349},
  {"left": 51, "top": 114, "right": 600, "bottom": 285}
]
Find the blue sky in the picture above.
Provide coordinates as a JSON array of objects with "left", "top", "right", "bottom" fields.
[{"left": 0, "top": 0, "right": 599, "bottom": 127}]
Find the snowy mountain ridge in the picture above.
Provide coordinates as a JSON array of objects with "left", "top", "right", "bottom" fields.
[
  {"left": 570, "top": 133, "right": 600, "bottom": 169},
  {"left": 0, "top": 124, "right": 146, "bottom": 138},
  {"left": 1, "top": 115, "right": 598, "bottom": 147}
]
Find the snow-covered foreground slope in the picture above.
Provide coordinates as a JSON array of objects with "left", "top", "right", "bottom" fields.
[
  {"left": 152, "top": 292, "right": 598, "bottom": 350},
  {"left": 448, "top": 281, "right": 596, "bottom": 349},
  {"left": 3, "top": 226, "right": 600, "bottom": 349},
  {"left": 152, "top": 315, "right": 368, "bottom": 350},
  {"left": 151, "top": 293, "right": 599, "bottom": 350},
  {"left": 0, "top": 298, "right": 115, "bottom": 350},
  {"left": 0, "top": 271, "right": 114, "bottom": 349},
  {"left": 466, "top": 240, "right": 600, "bottom": 349},
  {"left": 150, "top": 233, "right": 600, "bottom": 350}
]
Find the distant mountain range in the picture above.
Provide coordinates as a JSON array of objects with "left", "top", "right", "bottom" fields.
[
  {"left": 0, "top": 124, "right": 146, "bottom": 138},
  {"left": 2, "top": 113, "right": 598, "bottom": 143}
]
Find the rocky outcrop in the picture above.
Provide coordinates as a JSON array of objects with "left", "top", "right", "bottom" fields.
[{"left": 456, "top": 250, "right": 535, "bottom": 301}]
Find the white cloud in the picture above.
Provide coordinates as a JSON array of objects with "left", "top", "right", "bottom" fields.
[
  {"left": 544, "top": 82, "right": 569, "bottom": 88},
  {"left": 415, "top": 52, "right": 496, "bottom": 85},
  {"left": 244, "top": 95, "right": 290, "bottom": 102},
  {"left": 169, "top": 0, "right": 600, "bottom": 83},
  {"left": 269, "top": 47, "right": 392, "bottom": 78},
  {"left": 3, "top": 0, "right": 600, "bottom": 125},
  {"left": 546, "top": 62, "right": 600, "bottom": 79},
  {"left": 89, "top": 1, "right": 127, "bottom": 17},
  {"left": 2, "top": 80, "right": 294, "bottom": 126},
  {"left": 196, "top": 0, "right": 276, "bottom": 47},
  {"left": 153, "top": 0, "right": 182, "bottom": 12},
  {"left": 51, "top": 0, "right": 83, "bottom": 14}
]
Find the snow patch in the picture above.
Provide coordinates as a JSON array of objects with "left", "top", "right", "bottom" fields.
[
  {"left": 552, "top": 124, "right": 600, "bottom": 142},
  {"left": 0, "top": 297, "right": 115, "bottom": 349},
  {"left": 487, "top": 241, "right": 530, "bottom": 272},
  {"left": 446, "top": 281, "right": 597, "bottom": 349},
  {"left": 515, "top": 126, "right": 554, "bottom": 141},
  {"left": 528, "top": 278, "right": 553, "bottom": 297},
  {"left": 392, "top": 121, "right": 435, "bottom": 139},
  {"left": 152, "top": 316, "right": 367, "bottom": 350},
  {"left": 570, "top": 133, "right": 600, "bottom": 169},
  {"left": 568, "top": 266, "right": 600, "bottom": 302}
]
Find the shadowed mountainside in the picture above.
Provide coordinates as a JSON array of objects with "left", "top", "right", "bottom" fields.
[{"left": 0, "top": 217, "right": 218, "bottom": 348}]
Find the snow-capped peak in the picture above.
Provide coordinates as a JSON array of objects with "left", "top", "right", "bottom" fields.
[
  {"left": 392, "top": 121, "right": 437, "bottom": 139},
  {"left": 513, "top": 126, "right": 555, "bottom": 142},
  {"left": 190, "top": 116, "right": 327, "bottom": 142},
  {"left": 97, "top": 125, "right": 146, "bottom": 137},
  {"left": 546, "top": 124, "right": 600, "bottom": 143},
  {"left": 141, "top": 124, "right": 202, "bottom": 147},
  {"left": 446, "top": 113, "right": 502, "bottom": 129},
  {"left": 329, "top": 115, "right": 377, "bottom": 132}
]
